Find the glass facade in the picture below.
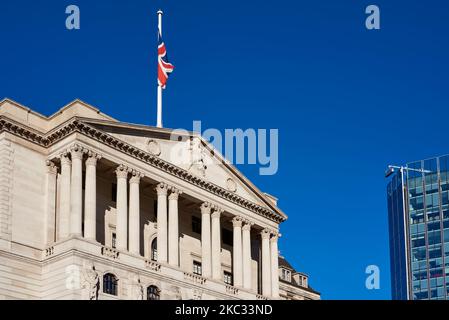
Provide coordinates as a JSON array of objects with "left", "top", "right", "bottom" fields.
[
  {"left": 387, "top": 170, "right": 409, "bottom": 300},
  {"left": 387, "top": 155, "right": 449, "bottom": 300}
]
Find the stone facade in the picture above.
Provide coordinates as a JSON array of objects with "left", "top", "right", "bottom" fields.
[{"left": 0, "top": 98, "right": 320, "bottom": 300}]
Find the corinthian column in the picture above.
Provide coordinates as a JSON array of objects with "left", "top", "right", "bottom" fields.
[
  {"left": 261, "top": 229, "right": 272, "bottom": 296},
  {"left": 168, "top": 187, "right": 182, "bottom": 266},
  {"left": 242, "top": 221, "right": 253, "bottom": 290},
  {"left": 44, "top": 161, "right": 58, "bottom": 245},
  {"left": 116, "top": 165, "right": 129, "bottom": 251},
  {"left": 129, "top": 171, "right": 142, "bottom": 255},
  {"left": 156, "top": 183, "right": 168, "bottom": 263},
  {"left": 84, "top": 153, "right": 100, "bottom": 240},
  {"left": 270, "top": 232, "right": 280, "bottom": 298},
  {"left": 201, "top": 202, "right": 212, "bottom": 278},
  {"left": 232, "top": 216, "right": 243, "bottom": 287},
  {"left": 59, "top": 154, "right": 71, "bottom": 239},
  {"left": 211, "top": 206, "right": 223, "bottom": 280},
  {"left": 70, "top": 145, "right": 84, "bottom": 236}
]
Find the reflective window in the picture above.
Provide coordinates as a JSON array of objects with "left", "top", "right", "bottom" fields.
[
  {"left": 193, "top": 261, "right": 202, "bottom": 276},
  {"left": 151, "top": 238, "right": 158, "bottom": 261},
  {"left": 223, "top": 271, "right": 233, "bottom": 285},
  {"left": 103, "top": 273, "right": 118, "bottom": 296},
  {"left": 147, "top": 285, "right": 160, "bottom": 300}
]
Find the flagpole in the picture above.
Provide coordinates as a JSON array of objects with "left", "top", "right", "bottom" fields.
[{"left": 157, "top": 10, "right": 163, "bottom": 128}]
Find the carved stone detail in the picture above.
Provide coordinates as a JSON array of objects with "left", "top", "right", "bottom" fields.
[
  {"left": 115, "top": 165, "right": 129, "bottom": 179},
  {"left": 188, "top": 137, "right": 207, "bottom": 177},
  {"left": 226, "top": 178, "right": 237, "bottom": 192},
  {"left": 147, "top": 139, "right": 161, "bottom": 156},
  {"left": 82, "top": 262, "right": 100, "bottom": 300},
  {"left": 101, "top": 246, "right": 119, "bottom": 259}
]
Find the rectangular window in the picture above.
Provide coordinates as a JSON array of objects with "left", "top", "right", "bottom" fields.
[
  {"left": 192, "top": 216, "right": 201, "bottom": 234},
  {"left": 193, "top": 261, "right": 202, "bottom": 276},
  {"left": 224, "top": 271, "right": 233, "bottom": 285},
  {"left": 222, "top": 228, "right": 233, "bottom": 246},
  {"left": 281, "top": 268, "right": 291, "bottom": 282},
  {"left": 112, "top": 232, "right": 117, "bottom": 249},
  {"left": 111, "top": 183, "right": 117, "bottom": 202}
]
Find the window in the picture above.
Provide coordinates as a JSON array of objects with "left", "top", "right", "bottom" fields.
[
  {"left": 192, "top": 216, "right": 201, "bottom": 234},
  {"left": 111, "top": 183, "right": 117, "bottom": 202},
  {"left": 224, "top": 271, "right": 233, "bottom": 285},
  {"left": 103, "top": 273, "right": 118, "bottom": 296},
  {"left": 280, "top": 268, "right": 291, "bottom": 282},
  {"left": 151, "top": 238, "right": 158, "bottom": 261},
  {"left": 193, "top": 261, "right": 202, "bottom": 276},
  {"left": 112, "top": 232, "right": 117, "bottom": 249},
  {"left": 147, "top": 285, "right": 160, "bottom": 300},
  {"left": 153, "top": 200, "right": 157, "bottom": 216},
  {"left": 222, "top": 228, "right": 232, "bottom": 246}
]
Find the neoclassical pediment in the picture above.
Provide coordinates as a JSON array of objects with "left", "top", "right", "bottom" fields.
[
  {"left": 0, "top": 98, "right": 287, "bottom": 222},
  {"left": 85, "top": 119, "right": 279, "bottom": 211}
]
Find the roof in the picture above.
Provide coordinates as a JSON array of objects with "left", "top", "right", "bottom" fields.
[
  {"left": 278, "top": 256, "right": 320, "bottom": 295},
  {"left": 279, "top": 256, "right": 294, "bottom": 270}
]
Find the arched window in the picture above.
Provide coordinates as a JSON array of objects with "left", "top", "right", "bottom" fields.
[
  {"left": 151, "top": 238, "right": 158, "bottom": 261},
  {"left": 147, "top": 285, "right": 160, "bottom": 300},
  {"left": 103, "top": 273, "right": 118, "bottom": 296}
]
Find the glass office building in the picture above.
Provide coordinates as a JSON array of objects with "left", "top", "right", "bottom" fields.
[{"left": 387, "top": 154, "right": 449, "bottom": 300}]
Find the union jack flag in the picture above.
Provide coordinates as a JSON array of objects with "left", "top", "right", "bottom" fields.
[{"left": 158, "top": 31, "right": 174, "bottom": 89}]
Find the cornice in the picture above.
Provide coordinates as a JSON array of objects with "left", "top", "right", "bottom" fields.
[{"left": 0, "top": 115, "right": 285, "bottom": 223}]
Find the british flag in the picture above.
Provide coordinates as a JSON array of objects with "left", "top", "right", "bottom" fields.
[{"left": 158, "top": 31, "right": 174, "bottom": 89}]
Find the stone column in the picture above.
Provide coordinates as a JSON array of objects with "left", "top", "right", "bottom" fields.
[
  {"left": 211, "top": 206, "right": 223, "bottom": 280},
  {"left": 44, "top": 161, "right": 58, "bottom": 245},
  {"left": 84, "top": 153, "right": 100, "bottom": 241},
  {"left": 70, "top": 145, "right": 83, "bottom": 236},
  {"left": 59, "top": 154, "right": 71, "bottom": 239},
  {"left": 168, "top": 187, "right": 182, "bottom": 266},
  {"left": 129, "top": 171, "right": 142, "bottom": 255},
  {"left": 201, "top": 202, "right": 212, "bottom": 278},
  {"left": 232, "top": 216, "right": 243, "bottom": 287},
  {"left": 270, "top": 232, "right": 280, "bottom": 298},
  {"left": 156, "top": 183, "right": 168, "bottom": 263},
  {"left": 261, "top": 229, "right": 272, "bottom": 296},
  {"left": 116, "top": 165, "right": 129, "bottom": 251},
  {"left": 242, "top": 221, "right": 252, "bottom": 290}
]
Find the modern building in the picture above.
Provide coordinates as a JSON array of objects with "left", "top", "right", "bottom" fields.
[
  {"left": 0, "top": 98, "right": 319, "bottom": 300},
  {"left": 387, "top": 154, "right": 449, "bottom": 300}
]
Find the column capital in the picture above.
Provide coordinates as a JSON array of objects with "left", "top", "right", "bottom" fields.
[
  {"left": 168, "top": 187, "right": 182, "bottom": 200},
  {"left": 46, "top": 160, "right": 58, "bottom": 175},
  {"left": 130, "top": 170, "right": 143, "bottom": 184},
  {"left": 86, "top": 151, "right": 102, "bottom": 166},
  {"left": 211, "top": 206, "right": 223, "bottom": 219},
  {"left": 155, "top": 182, "right": 169, "bottom": 195},
  {"left": 200, "top": 202, "right": 212, "bottom": 214},
  {"left": 270, "top": 232, "right": 281, "bottom": 242},
  {"left": 242, "top": 220, "right": 254, "bottom": 231},
  {"left": 116, "top": 165, "right": 129, "bottom": 179},
  {"left": 261, "top": 228, "right": 271, "bottom": 239},
  {"left": 232, "top": 216, "right": 243, "bottom": 228},
  {"left": 59, "top": 153, "right": 71, "bottom": 166},
  {"left": 70, "top": 144, "right": 85, "bottom": 160}
]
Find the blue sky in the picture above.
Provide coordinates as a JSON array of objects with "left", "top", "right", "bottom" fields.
[{"left": 1, "top": 0, "right": 449, "bottom": 299}]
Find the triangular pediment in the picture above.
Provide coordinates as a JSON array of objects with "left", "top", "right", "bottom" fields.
[{"left": 84, "top": 119, "right": 285, "bottom": 217}]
